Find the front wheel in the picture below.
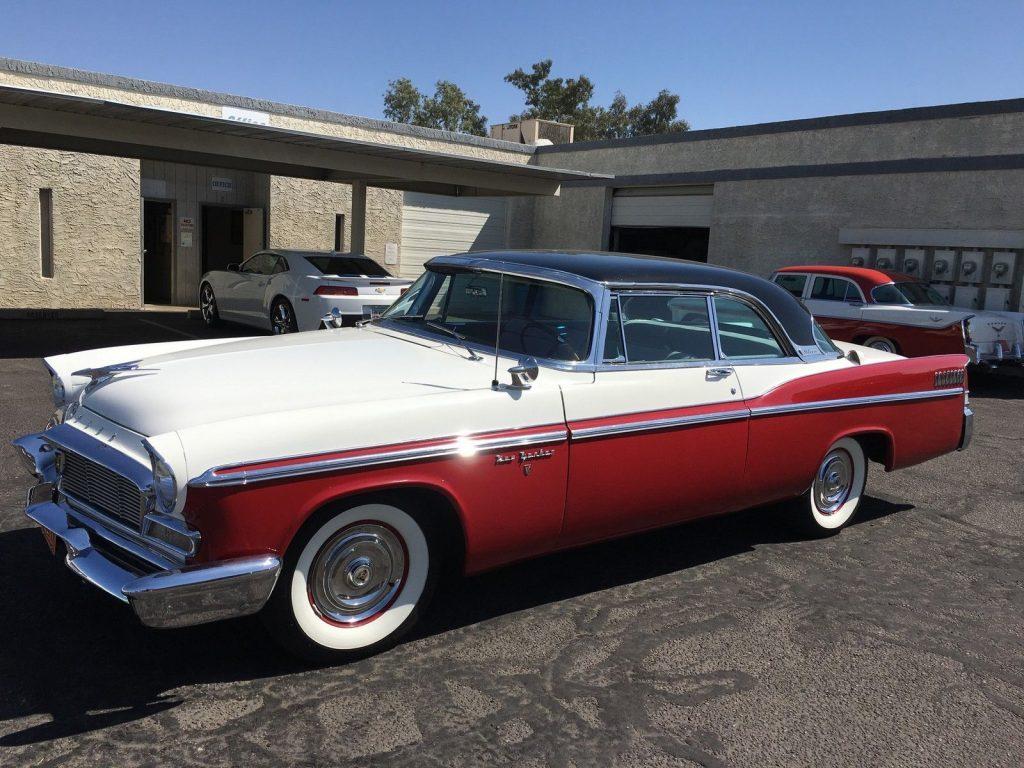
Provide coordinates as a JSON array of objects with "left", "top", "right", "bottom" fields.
[
  {"left": 261, "top": 500, "right": 437, "bottom": 664},
  {"left": 794, "top": 437, "right": 867, "bottom": 535}
]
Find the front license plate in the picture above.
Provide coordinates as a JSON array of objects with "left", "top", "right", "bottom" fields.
[
  {"left": 40, "top": 526, "right": 57, "bottom": 557},
  {"left": 362, "top": 305, "right": 384, "bottom": 319}
]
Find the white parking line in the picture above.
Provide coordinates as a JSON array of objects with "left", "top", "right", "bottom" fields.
[{"left": 137, "top": 318, "right": 199, "bottom": 339}]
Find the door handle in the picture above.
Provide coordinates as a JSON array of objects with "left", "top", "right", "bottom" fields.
[{"left": 705, "top": 367, "right": 733, "bottom": 381}]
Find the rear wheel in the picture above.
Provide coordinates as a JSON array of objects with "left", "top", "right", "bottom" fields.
[
  {"left": 793, "top": 437, "right": 867, "bottom": 535},
  {"left": 271, "top": 298, "right": 298, "bottom": 334},
  {"left": 261, "top": 499, "right": 437, "bottom": 664},
  {"left": 199, "top": 283, "right": 220, "bottom": 327},
  {"left": 863, "top": 336, "right": 898, "bottom": 354}
]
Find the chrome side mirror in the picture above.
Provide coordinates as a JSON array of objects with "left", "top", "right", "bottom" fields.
[
  {"left": 507, "top": 357, "right": 539, "bottom": 389},
  {"left": 321, "top": 307, "right": 344, "bottom": 329}
]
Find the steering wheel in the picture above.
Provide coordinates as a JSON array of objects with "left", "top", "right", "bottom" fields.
[{"left": 518, "top": 322, "right": 581, "bottom": 361}]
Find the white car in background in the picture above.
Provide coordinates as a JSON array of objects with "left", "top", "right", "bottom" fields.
[{"left": 199, "top": 250, "right": 412, "bottom": 333}]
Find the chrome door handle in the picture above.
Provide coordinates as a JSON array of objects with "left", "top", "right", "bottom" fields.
[{"left": 705, "top": 367, "right": 733, "bottom": 381}]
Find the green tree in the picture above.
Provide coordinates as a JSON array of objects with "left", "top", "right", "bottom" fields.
[
  {"left": 382, "top": 78, "right": 487, "bottom": 136},
  {"left": 504, "top": 59, "right": 689, "bottom": 141}
]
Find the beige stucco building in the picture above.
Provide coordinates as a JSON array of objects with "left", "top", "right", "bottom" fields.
[{"left": 2, "top": 57, "right": 1022, "bottom": 314}]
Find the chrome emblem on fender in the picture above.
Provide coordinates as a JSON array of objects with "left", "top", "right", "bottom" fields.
[
  {"left": 374, "top": 286, "right": 387, "bottom": 294},
  {"left": 989, "top": 323, "right": 1005, "bottom": 333}
]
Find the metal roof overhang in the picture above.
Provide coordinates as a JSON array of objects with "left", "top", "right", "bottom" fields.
[{"left": 0, "top": 85, "right": 610, "bottom": 196}]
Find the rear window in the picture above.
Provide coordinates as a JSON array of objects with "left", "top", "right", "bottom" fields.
[{"left": 306, "top": 256, "right": 391, "bottom": 277}]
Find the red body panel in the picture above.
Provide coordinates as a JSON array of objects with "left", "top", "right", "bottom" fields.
[
  {"left": 183, "top": 356, "right": 968, "bottom": 577},
  {"left": 817, "top": 316, "right": 965, "bottom": 357}
]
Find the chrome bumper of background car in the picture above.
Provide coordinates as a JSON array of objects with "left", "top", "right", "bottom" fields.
[
  {"left": 966, "top": 342, "right": 1023, "bottom": 366},
  {"left": 958, "top": 406, "right": 974, "bottom": 451},
  {"left": 25, "top": 494, "right": 281, "bottom": 628}
]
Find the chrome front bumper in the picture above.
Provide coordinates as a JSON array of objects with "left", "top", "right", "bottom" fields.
[{"left": 26, "top": 491, "right": 280, "bottom": 629}]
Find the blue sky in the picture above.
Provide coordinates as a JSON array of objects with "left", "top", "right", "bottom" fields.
[{"left": 2, "top": 1, "right": 1021, "bottom": 130}]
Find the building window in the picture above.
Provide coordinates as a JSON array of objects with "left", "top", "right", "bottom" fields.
[
  {"left": 39, "top": 189, "right": 54, "bottom": 278},
  {"left": 335, "top": 213, "right": 346, "bottom": 252}
]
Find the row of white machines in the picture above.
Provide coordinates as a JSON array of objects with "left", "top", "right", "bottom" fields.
[{"left": 851, "top": 246, "right": 1020, "bottom": 312}]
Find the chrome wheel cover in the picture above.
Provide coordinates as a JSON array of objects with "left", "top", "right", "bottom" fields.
[
  {"left": 272, "top": 302, "right": 294, "bottom": 334},
  {"left": 868, "top": 339, "right": 895, "bottom": 353},
  {"left": 308, "top": 523, "right": 407, "bottom": 625},
  {"left": 200, "top": 285, "right": 215, "bottom": 322},
  {"left": 813, "top": 449, "right": 854, "bottom": 515}
]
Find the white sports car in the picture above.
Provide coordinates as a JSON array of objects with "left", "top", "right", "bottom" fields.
[{"left": 199, "top": 250, "right": 412, "bottom": 333}]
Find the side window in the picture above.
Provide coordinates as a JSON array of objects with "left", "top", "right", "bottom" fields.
[
  {"left": 239, "top": 254, "right": 262, "bottom": 274},
  {"left": 713, "top": 297, "right": 786, "bottom": 359},
  {"left": 773, "top": 273, "right": 807, "bottom": 297},
  {"left": 602, "top": 297, "right": 625, "bottom": 362},
  {"left": 619, "top": 294, "right": 715, "bottom": 363},
  {"left": 810, "top": 276, "right": 856, "bottom": 302},
  {"left": 272, "top": 257, "right": 289, "bottom": 274}
]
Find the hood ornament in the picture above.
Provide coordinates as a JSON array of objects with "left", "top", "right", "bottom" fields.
[{"left": 72, "top": 360, "right": 154, "bottom": 393}]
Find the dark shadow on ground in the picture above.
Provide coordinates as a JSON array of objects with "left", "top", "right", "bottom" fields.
[
  {"left": 0, "top": 313, "right": 259, "bottom": 359},
  {"left": 968, "top": 367, "right": 1024, "bottom": 400},
  {"left": 0, "top": 494, "right": 909, "bottom": 746}
]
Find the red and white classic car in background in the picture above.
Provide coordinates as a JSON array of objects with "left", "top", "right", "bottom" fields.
[
  {"left": 16, "top": 251, "right": 972, "bottom": 662},
  {"left": 771, "top": 265, "right": 1024, "bottom": 365}
]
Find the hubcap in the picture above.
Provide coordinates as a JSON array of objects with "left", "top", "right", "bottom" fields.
[
  {"left": 813, "top": 449, "right": 854, "bottom": 515},
  {"left": 309, "top": 524, "right": 406, "bottom": 625},
  {"left": 870, "top": 339, "right": 894, "bottom": 353},
  {"left": 272, "top": 303, "right": 293, "bottom": 334}
]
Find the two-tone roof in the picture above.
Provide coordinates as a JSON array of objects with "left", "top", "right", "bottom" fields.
[
  {"left": 775, "top": 265, "right": 918, "bottom": 296},
  {"left": 431, "top": 250, "right": 819, "bottom": 349}
]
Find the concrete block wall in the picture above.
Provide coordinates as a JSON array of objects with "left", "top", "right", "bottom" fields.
[{"left": 0, "top": 146, "right": 140, "bottom": 309}]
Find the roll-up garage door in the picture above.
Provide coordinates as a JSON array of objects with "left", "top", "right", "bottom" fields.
[
  {"left": 399, "top": 192, "right": 509, "bottom": 279},
  {"left": 610, "top": 188, "right": 714, "bottom": 228}
]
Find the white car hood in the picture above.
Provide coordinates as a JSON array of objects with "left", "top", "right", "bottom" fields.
[{"left": 76, "top": 328, "right": 497, "bottom": 436}]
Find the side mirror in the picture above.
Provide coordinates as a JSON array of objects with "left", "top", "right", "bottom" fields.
[
  {"left": 227, "top": 263, "right": 240, "bottom": 272},
  {"left": 321, "top": 307, "right": 344, "bottom": 329},
  {"left": 507, "top": 357, "right": 539, "bottom": 390}
]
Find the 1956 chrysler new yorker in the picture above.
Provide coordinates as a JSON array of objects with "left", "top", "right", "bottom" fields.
[{"left": 16, "top": 251, "right": 973, "bottom": 661}]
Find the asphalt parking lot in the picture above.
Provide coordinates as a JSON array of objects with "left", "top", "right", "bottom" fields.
[{"left": 0, "top": 313, "right": 1021, "bottom": 767}]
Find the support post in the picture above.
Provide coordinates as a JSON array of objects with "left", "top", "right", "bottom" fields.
[{"left": 350, "top": 181, "right": 367, "bottom": 255}]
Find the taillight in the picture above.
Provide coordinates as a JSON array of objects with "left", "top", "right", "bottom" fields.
[{"left": 315, "top": 286, "right": 358, "bottom": 296}]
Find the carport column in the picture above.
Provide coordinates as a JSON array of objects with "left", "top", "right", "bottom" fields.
[{"left": 351, "top": 181, "right": 367, "bottom": 255}]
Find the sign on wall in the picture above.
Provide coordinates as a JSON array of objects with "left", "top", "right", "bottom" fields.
[
  {"left": 179, "top": 217, "right": 195, "bottom": 248},
  {"left": 211, "top": 177, "right": 234, "bottom": 193},
  {"left": 221, "top": 106, "right": 271, "bottom": 126}
]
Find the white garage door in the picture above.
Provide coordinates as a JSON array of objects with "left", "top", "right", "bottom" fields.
[
  {"left": 611, "top": 190, "right": 714, "bottom": 228},
  {"left": 399, "top": 192, "right": 508, "bottom": 279}
]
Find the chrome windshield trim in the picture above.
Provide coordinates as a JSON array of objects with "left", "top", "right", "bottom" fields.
[
  {"left": 749, "top": 387, "right": 964, "bottom": 417},
  {"left": 190, "top": 428, "right": 569, "bottom": 488},
  {"left": 571, "top": 408, "right": 750, "bottom": 441}
]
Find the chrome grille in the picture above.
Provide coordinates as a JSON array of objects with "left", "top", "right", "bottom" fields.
[{"left": 60, "top": 451, "right": 147, "bottom": 530}]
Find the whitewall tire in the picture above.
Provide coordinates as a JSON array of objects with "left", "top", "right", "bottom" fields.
[
  {"left": 803, "top": 437, "right": 867, "bottom": 533},
  {"left": 263, "top": 500, "right": 436, "bottom": 662},
  {"left": 864, "top": 337, "right": 897, "bottom": 354}
]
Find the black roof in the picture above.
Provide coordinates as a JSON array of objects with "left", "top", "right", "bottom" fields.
[{"left": 455, "top": 250, "right": 818, "bottom": 348}]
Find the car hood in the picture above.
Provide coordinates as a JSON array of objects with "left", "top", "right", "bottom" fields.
[{"left": 78, "top": 328, "right": 497, "bottom": 436}]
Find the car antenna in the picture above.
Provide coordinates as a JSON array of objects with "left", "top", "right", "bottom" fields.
[{"left": 491, "top": 272, "right": 504, "bottom": 389}]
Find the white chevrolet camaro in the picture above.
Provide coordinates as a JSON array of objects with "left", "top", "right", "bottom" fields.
[{"left": 199, "top": 249, "right": 412, "bottom": 333}]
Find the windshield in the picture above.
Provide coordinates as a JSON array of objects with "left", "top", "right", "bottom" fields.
[
  {"left": 380, "top": 268, "right": 594, "bottom": 362},
  {"left": 306, "top": 255, "right": 392, "bottom": 277},
  {"left": 871, "top": 282, "right": 949, "bottom": 306}
]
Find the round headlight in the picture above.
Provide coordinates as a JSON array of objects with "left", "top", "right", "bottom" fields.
[
  {"left": 153, "top": 458, "right": 177, "bottom": 513},
  {"left": 51, "top": 374, "right": 66, "bottom": 406}
]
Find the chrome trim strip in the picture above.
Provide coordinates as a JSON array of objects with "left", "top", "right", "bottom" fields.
[
  {"left": 190, "top": 428, "right": 569, "bottom": 488},
  {"left": 958, "top": 405, "right": 974, "bottom": 451},
  {"left": 748, "top": 387, "right": 964, "bottom": 417},
  {"left": 571, "top": 408, "right": 750, "bottom": 440}
]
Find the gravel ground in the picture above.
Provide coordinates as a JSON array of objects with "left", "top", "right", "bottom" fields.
[{"left": 0, "top": 314, "right": 1021, "bottom": 767}]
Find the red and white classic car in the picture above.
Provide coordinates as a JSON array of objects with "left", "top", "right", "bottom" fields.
[
  {"left": 771, "top": 265, "right": 1024, "bottom": 365},
  {"left": 16, "top": 251, "right": 972, "bottom": 662}
]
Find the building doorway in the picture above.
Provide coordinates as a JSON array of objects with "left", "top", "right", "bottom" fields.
[
  {"left": 610, "top": 226, "right": 710, "bottom": 262},
  {"left": 143, "top": 200, "right": 174, "bottom": 304},
  {"left": 202, "top": 206, "right": 245, "bottom": 273}
]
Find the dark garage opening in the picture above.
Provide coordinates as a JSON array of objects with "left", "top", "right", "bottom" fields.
[
  {"left": 610, "top": 226, "right": 710, "bottom": 262},
  {"left": 143, "top": 200, "right": 173, "bottom": 304},
  {"left": 202, "top": 206, "right": 245, "bottom": 273}
]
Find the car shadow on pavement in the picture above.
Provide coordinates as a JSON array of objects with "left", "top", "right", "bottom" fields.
[{"left": 0, "top": 494, "right": 909, "bottom": 746}]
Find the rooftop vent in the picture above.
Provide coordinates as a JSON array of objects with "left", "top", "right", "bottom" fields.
[{"left": 490, "top": 119, "right": 574, "bottom": 146}]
